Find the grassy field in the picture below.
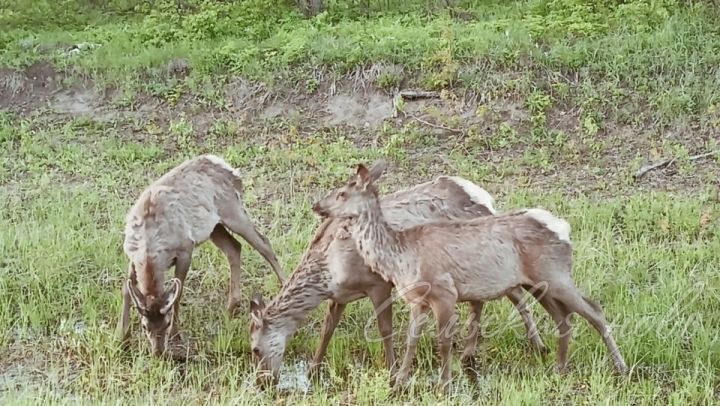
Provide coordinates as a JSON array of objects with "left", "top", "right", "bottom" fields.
[{"left": 1, "top": 0, "right": 719, "bottom": 404}]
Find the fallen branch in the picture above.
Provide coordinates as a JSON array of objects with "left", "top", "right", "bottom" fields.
[
  {"left": 634, "top": 158, "right": 675, "bottom": 179},
  {"left": 634, "top": 150, "right": 720, "bottom": 179},
  {"left": 398, "top": 90, "right": 440, "bottom": 100},
  {"left": 392, "top": 89, "right": 441, "bottom": 118}
]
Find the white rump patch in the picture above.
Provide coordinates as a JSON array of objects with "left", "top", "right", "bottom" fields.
[
  {"left": 202, "top": 154, "right": 243, "bottom": 178},
  {"left": 448, "top": 176, "right": 496, "bottom": 213},
  {"left": 524, "top": 208, "right": 571, "bottom": 243}
]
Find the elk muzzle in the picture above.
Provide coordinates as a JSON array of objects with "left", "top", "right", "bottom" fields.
[
  {"left": 312, "top": 201, "right": 328, "bottom": 217},
  {"left": 148, "top": 333, "right": 167, "bottom": 357}
]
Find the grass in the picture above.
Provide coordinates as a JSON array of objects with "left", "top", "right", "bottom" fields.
[{"left": 1, "top": 0, "right": 720, "bottom": 404}]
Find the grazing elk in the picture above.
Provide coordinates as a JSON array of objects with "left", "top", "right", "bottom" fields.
[
  {"left": 115, "top": 154, "right": 286, "bottom": 357},
  {"left": 312, "top": 161, "right": 628, "bottom": 388},
  {"left": 249, "top": 175, "right": 546, "bottom": 384}
]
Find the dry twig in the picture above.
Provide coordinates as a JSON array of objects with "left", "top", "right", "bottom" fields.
[{"left": 634, "top": 150, "right": 720, "bottom": 179}]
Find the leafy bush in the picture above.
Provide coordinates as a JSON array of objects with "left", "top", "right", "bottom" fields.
[
  {"left": 523, "top": 0, "right": 613, "bottom": 38},
  {"left": 133, "top": 0, "right": 300, "bottom": 47},
  {"left": 612, "top": 0, "right": 678, "bottom": 32}
]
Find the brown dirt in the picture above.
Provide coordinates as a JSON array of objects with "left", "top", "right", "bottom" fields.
[
  {"left": 0, "top": 62, "right": 59, "bottom": 112},
  {"left": 1, "top": 63, "right": 719, "bottom": 198}
]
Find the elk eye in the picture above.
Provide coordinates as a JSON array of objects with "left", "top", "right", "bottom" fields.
[
  {"left": 338, "top": 192, "right": 346, "bottom": 199},
  {"left": 252, "top": 347, "right": 260, "bottom": 356}
]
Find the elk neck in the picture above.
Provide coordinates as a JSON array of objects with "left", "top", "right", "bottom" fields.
[
  {"left": 264, "top": 255, "right": 333, "bottom": 335},
  {"left": 351, "top": 196, "right": 405, "bottom": 284}
]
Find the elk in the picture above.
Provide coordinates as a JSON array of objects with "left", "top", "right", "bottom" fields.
[
  {"left": 115, "top": 154, "right": 286, "bottom": 357},
  {"left": 312, "top": 161, "right": 628, "bottom": 389},
  {"left": 248, "top": 175, "right": 547, "bottom": 384}
]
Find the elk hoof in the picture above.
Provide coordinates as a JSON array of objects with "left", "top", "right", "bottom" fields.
[
  {"left": 437, "top": 380, "right": 451, "bottom": 395},
  {"left": 226, "top": 300, "right": 242, "bottom": 317},
  {"left": 391, "top": 373, "right": 410, "bottom": 389},
  {"left": 461, "top": 355, "right": 476, "bottom": 369},
  {"left": 535, "top": 344, "right": 550, "bottom": 356},
  {"left": 554, "top": 363, "right": 569, "bottom": 375},
  {"left": 461, "top": 356, "right": 479, "bottom": 380}
]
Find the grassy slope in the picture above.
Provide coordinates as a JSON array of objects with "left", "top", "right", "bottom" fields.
[{"left": 1, "top": 0, "right": 719, "bottom": 404}]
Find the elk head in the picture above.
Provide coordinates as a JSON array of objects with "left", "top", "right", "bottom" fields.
[
  {"left": 126, "top": 277, "right": 182, "bottom": 356},
  {"left": 312, "top": 160, "right": 387, "bottom": 219},
  {"left": 248, "top": 292, "right": 286, "bottom": 388}
]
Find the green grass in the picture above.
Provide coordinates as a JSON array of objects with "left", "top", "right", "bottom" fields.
[
  {"left": 1, "top": 109, "right": 719, "bottom": 404},
  {"left": 1, "top": 0, "right": 720, "bottom": 404}
]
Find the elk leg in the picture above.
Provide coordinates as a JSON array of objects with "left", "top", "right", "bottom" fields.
[
  {"left": 552, "top": 300, "right": 573, "bottom": 374},
  {"left": 220, "top": 203, "right": 286, "bottom": 284},
  {"left": 460, "top": 300, "right": 484, "bottom": 375},
  {"left": 168, "top": 251, "right": 192, "bottom": 345},
  {"left": 210, "top": 225, "right": 244, "bottom": 316},
  {"left": 367, "top": 285, "right": 395, "bottom": 374},
  {"left": 115, "top": 262, "right": 134, "bottom": 347},
  {"left": 539, "top": 296, "right": 572, "bottom": 372},
  {"left": 394, "top": 304, "right": 430, "bottom": 387},
  {"left": 506, "top": 287, "right": 547, "bottom": 354},
  {"left": 553, "top": 287, "right": 628, "bottom": 374},
  {"left": 431, "top": 298, "right": 457, "bottom": 390},
  {"left": 309, "top": 301, "right": 347, "bottom": 378}
]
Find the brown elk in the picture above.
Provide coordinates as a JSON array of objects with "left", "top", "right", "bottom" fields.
[
  {"left": 249, "top": 174, "right": 546, "bottom": 384},
  {"left": 115, "top": 154, "right": 286, "bottom": 357},
  {"left": 311, "top": 161, "right": 628, "bottom": 389}
]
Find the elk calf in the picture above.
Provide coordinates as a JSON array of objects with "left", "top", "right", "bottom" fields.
[
  {"left": 249, "top": 175, "right": 546, "bottom": 385},
  {"left": 115, "top": 154, "right": 286, "bottom": 357},
  {"left": 312, "top": 161, "right": 628, "bottom": 388}
]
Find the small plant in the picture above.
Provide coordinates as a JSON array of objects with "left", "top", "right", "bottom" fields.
[
  {"left": 375, "top": 71, "right": 401, "bottom": 90},
  {"left": 0, "top": 112, "right": 19, "bottom": 145},
  {"left": 526, "top": 90, "right": 553, "bottom": 142},
  {"left": 582, "top": 115, "right": 600, "bottom": 137},
  {"left": 670, "top": 143, "right": 694, "bottom": 175},
  {"left": 210, "top": 119, "right": 239, "bottom": 139},
  {"left": 169, "top": 113, "right": 194, "bottom": 151},
  {"left": 522, "top": 146, "right": 555, "bottom": 172},
  {"left": 111, "top": 90, "right": 137, "bottom": 110},
  {"left": 421, "top": 25, "right": 459, "bottom": 90},
  {"left": 380, "top": 128, "right": 407, "bottom": 162},
  {"left": 305, "top": 77, "right": 320, "bottom": 93}
]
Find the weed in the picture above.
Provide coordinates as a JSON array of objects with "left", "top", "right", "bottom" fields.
[
  {"left": 526, "top": 89, "right": 553, "bottom": 142},
  {"left": 375, "top": 71, "right": 402, "bottom": 90}
]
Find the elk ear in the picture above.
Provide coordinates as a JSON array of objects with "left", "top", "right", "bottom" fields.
[
  {"left": 249, "top": 293, "right": 265, "bottom": 327},
  {"left": 160, "top": 278, "right": 182, "bottom": 315},
  {"left": 356, "top": 164, "right": 370, "bottom": 186},
  {"left": 367, "top": 159, "right": 388, "bottom": 183},
  {"left": 126, "top": 279, "right": 147, "bottom": 313}
]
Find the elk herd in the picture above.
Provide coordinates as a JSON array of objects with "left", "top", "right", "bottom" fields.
[{"left": 115, "top": 154, "right": 628, "bottom": 391}]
